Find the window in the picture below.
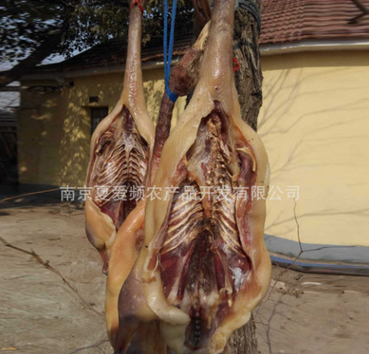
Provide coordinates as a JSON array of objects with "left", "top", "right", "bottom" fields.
[{"left": 90, "top": 107, "right": 109, "bottom": 135}]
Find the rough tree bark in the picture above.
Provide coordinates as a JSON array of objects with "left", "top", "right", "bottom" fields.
[
  {"left": 234, "top": 0, "right": 263, "bottom": 132},
  {"left": 224, "top": 1, "right": 263, "bottom": 354}
]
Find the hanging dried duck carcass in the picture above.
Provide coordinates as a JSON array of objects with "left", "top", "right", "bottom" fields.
[
  {"left": 106, "top": 18, "right": 211, "bottom": 349},
  {"left": 84, "top": 0, "right": 154, "bottom": 274},
  {"left": 115, "top": 0, "right": 271, "bottom": 353}
]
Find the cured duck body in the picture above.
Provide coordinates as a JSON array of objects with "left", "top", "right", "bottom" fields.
[
  {"left": 85, "top": 0, "right": 154, "bottom": 273},
  {"left": 106, "top": 22, "right": 210, "bottom": 349},
  {"left": 158, "top": 101, "right": 256, "bottom": 351},
  {"left": 116, "top": 0, "right": 271, "bottom": 353}
]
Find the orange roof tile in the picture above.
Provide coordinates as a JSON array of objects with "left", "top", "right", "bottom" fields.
[
  {"left": 31, "top": 0, "right": 369, "bottom": 74},
  {"left": 260, "top": 0, "right": 369, "bottom": 45}
]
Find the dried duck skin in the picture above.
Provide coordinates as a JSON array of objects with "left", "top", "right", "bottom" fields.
[
  {"left": 85, "top": 3, "right": 154, "bottom": 273},
  {"left": 117, "top": 1, "right": 271, "bottom": 353},
  {"left": 106, "top": 22, "right": 211, "bottom": 349}
]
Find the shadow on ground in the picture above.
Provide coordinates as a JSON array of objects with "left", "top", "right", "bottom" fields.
[{"left": 0, "top": 190, "right": 368, "bottom": 353}]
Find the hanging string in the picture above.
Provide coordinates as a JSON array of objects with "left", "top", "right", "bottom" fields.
[
  {"left": 164, "top": 0, "right": 178, "bottom": 102},
  {"left": 130, "top": 0, "right": 144, "bottom": 14},
  {"left": 233, "top": 57, "right": 240, "bottom": 72}
]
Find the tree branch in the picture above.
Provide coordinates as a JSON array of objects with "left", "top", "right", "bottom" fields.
[
  {"left": 0, "top": 31, "right": 62, "bottom": 88},
  {"left": 351, "top": 0, "right": 369, "bottom": 13},
  {"left": 0, "top": 236, "right": 103, "bottom": 317},
  {"left": 349, "top": 0, "right": 369, "bottom": 23},
  {"left": 69, "top": 339, "right": 109, "bottom": 354}
]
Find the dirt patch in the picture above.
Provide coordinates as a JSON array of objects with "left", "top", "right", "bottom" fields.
[
  {"left": 0, "top": 197, "right": 368, "bottom": 353},
  {"left": 255, "top": 268, "right": 369, "bottom": 354}
]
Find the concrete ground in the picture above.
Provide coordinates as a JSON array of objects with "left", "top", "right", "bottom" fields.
[{"left": 0, "top": 187, "right": 368, "bottom": 354}]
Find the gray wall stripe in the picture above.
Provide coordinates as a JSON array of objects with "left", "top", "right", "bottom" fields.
[{"left": 264, "top": 234, "right": 369, "bottom": 265}]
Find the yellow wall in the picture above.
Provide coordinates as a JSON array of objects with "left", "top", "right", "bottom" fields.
[
  {"left": 259, "top": 50, "right": 369, "bottom": 247},
  {"left": 18, "top": 68, "right": 186, "bottom": 186},
  {"left": 18, "top": 50, "right": 369, "bottom": 247},
  {"left": 18, "top": 79, "right": 66, "bottom": 185}
]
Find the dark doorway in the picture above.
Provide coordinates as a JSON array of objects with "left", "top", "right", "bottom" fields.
[
  {"left": 0, "top": 110, "right": 18, "bottom": 185},
  {"left": 90, "top": 107, "right": 109, "bottom": 135}
]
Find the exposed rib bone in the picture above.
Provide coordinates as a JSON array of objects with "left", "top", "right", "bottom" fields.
[{"left": 85, "top": 0, "right": 154, "bottom": 275}]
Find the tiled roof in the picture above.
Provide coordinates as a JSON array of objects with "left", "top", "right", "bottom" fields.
[
  {"left": 33, "top": 31, "right": 193, "bottom": 74},
  {"left": 33, "top": 0, "right": 369, "bottom": 74},
  {"left": 260, "top": 0, "right": 369, "bottom": 45}
]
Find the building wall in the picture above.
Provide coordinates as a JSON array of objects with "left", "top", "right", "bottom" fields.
[
  {"left": 258, "top": 50, "right": 369, "bottom": 247},
  {"left": 18, "top": 50, "right": 369, "bottom": 248},
  {"left": 18, "top": 68, "right": 186, "bottom": 186},
  {"left": 18, "top": 79, "right": 66, "bottom": 185}
]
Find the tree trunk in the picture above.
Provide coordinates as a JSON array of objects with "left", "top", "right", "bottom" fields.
[
  {"left": 224, "top": 1, "right": 263, "bottom": 354},
  {"left": 0, "top": 31, "right": 62, "bottom": 88},
  {"left": 234, "top": 0, "right": 263, "bottom": 132}
]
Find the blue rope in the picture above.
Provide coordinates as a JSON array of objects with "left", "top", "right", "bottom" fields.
[{"left": 164, "top": 0, "right": 178, "bottom": 102}]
